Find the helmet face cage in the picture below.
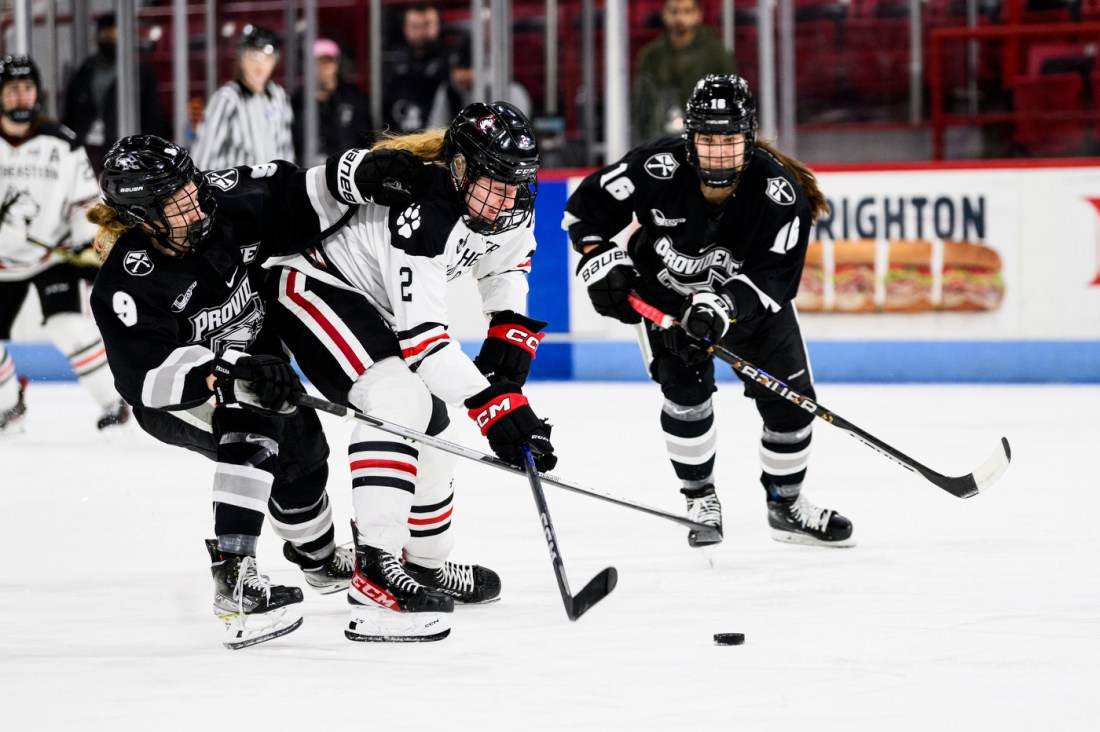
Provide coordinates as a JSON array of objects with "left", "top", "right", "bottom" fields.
[
  {"left": 100, "top": 135, "right": 217, "bottom": 256},
  {"left": 0, "top": 55, "right": 41, "bottom": 123},
  {"left": 444, "top": 101, "right": 540, "bottom": 235},
  {"left": 683, "top": 74, "right": 757, "bottom": 188}
]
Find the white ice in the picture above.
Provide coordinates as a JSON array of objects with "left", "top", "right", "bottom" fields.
[{"left": 1, "top": 382, "right": 1098, "bottom": 731}]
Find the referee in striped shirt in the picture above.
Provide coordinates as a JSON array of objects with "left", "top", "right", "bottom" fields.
[{"left": 191, "top": 25, "right": 295, "bottom": 170}]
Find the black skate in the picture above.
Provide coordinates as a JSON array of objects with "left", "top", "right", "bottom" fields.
[
  {"left": 205, "top": 539, "right": 304, "bottom": 649},
  {"left": 767, "top": 494, "right": 856, "bottom": 547},
  {"left": 405, "top": 559, "right": 502, "bottom": 605},
  {"left": 683, "top": 485, "right": 724, "bottom": 547},
  {"left": 96, "top": 399, "right": 131, "bottom": 432},
  {"left": 0, "top": 376, "right": 27, "bottom": 436},
  {"left": 282, "top": 541, "right": 354, "bottom": 595},
  {"left": 346, "top": 544, "right": 453, "bottom": 642}
]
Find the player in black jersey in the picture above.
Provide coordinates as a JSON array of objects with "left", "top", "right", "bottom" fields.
[
  {"left": 564, "top": 74, "right": 854, "bottom": 548},
  {"left": 86, "top": 136, "right": 353, "bottom": 649}
]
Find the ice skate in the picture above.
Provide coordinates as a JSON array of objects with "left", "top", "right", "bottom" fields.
[
  {"left": 0, "top": 376, "right": 27, "bottom": 436},
  {"left": 683, "top": 485, "right": 723, "bottom": 547},
  {"left": 206, "top": 539, "right": 304, "bottom": 649},
  {"left": 96, "top": 399, "right": 131, "bottom": 434},
  {"left": 283, "top": 541, "right": 355, "bottom": 595},
  {"left": 345, "top": 544, "right": 453, "bottom": 642},
  {"left": 405, "top": 559, "right": 502, "bottom": 605},
  {"left": 768, "top": 493, "right": 855, "bottom": 547}
]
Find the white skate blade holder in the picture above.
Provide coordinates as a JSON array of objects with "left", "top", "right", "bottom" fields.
[
  {"left": 217, "top": 604, "right": 304, "bottom": 650},
  {"left": 345, "top": 603, "right": 451, "bottom": 642}
]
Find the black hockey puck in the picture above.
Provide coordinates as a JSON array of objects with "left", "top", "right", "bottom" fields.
[{"left": 713, "top": 633, "right": 745, "bottom": 646}]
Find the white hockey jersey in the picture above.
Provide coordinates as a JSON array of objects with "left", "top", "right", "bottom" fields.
[
  {"left": 269, "top": 161, "right": 536, "bottom": 406},
  {"left": 0, "top": 122, "right": 100, "bottom": 281}
]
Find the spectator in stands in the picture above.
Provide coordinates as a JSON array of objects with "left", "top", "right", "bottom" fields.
[
  {"left": 191, "top": 25, "right": 295, "bottom": 170},
  {"left": 61, "top": 12, "right": 170, "bottom": 173},
  {"left": 382, "top": 3, "right": 450, "bottom": 132},
  {"left": 292, "top": 38, "right": 372, "bottom": 166},
  {"left": 632, "top": 0, "right": 736, "bottom": 145},
  {"left": 426, "top": 40, "right": 532, "bottom": 129}
]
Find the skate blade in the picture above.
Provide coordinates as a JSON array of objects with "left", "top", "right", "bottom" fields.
[
  {"left": 218, "top": 606, "right": 305, "bottom": 650},
  {"left": 345, "top": 605, "right": 451, "bottom": 642},
  {"left": 305, "top": 578, "right": 351, "bottom": 595},
  {"left": 770, "top": 528, "right": 857, "bottom": 548}
]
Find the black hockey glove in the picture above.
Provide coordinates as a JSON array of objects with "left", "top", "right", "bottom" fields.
[
  {"left": 465, "top": 381, "right": 557, "bottom": 471},
  {"left": 329, "top": 148, "right": 433, "bottom": 207},
  {"left": 663, "top": 327, "right": 712, "bottom": 366},
  {"left": 211, "top": 351, "right": 304, "bottom": 415},
  {"left": 680, "top": 291, "right": 736, "bottom": 343},
  {"left": 574, "top": 242, "right": 642, "bottom": 324},
  {"left": 474, "top": 310, "right": 548, "bottom": 386}
]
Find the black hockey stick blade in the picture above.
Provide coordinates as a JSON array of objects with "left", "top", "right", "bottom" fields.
[
  {"left": 627, "top": 294, "right": 1013, "bottom": 499},
  {"left": 521, "top": 446, "right": 617, "bottom": 622},
  {"left": 568, "top": 567, "right": 618, "bottom": 621}
]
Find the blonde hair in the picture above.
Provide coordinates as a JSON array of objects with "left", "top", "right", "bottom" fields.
[
  {"left": 757, "top": 139, "right": 830, "bottom": 223},
  {"left": 86, "top": 203, "right": 135, "bottom": 262},
  {"left": 371, "top": 129, "right": 448, "bottom": 165}
]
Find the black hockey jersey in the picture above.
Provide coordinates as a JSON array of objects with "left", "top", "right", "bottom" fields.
[
  {"left": 563, "top": 136, "right": 812, "bottom": 322},
  {"left": 90, "top": 161, "right": 320, "bottom": 411}
]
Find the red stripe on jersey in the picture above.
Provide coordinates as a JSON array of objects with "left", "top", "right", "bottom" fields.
[
  {"left": 401, "top": 331, "right": 450, "bottom": 359},
  {"left": 516, "top": 259, "right": 531, "bottom": 269},
  {"left": 407, "top": 507, "right": 453, "bottom": 526},
  {"left": 70, "top": 347, "right": 106, "bottom": 369},
  {"left": 285, "top": 270, "right": 366, "bottom": 374},
  {"left": 350, "top": 458, "right": 418, "bottom": 475}
]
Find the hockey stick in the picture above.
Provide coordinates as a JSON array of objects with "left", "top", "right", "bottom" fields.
[
  {"left": 294, "top": 393, "right": 716, "bottom": 535},
  {"left": 521, "top": 445, "right": 618, "bottom": 621},
  {"left": 628, "top": 294, "right": 1011, "bottom": 499}
]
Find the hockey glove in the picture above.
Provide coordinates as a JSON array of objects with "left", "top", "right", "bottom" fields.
[
  {"left": 211, "top": 351, "right": 304, "bottom": 415},
  {"left": 575, "top": 242, "right": 642, "bottom": 324},
  {"left": 681, "top": 291, "right": 735, "bottom": 343},
  {"left": 329, "top": 148, "right": 432, "bottom": 207},
  {"left": 465, "top": 381, "right": 557, "bottom": 471},
  {"left": 474, "top": 310, "right": 548, "bottom": 386}
]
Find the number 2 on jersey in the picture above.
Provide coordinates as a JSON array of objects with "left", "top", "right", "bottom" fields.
[{"left": 400, "top": 266, "right": 413, "bottom": 302}]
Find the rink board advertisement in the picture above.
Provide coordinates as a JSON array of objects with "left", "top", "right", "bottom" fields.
[{"left": 10, "top": 162, "right": 1100, "bottom": 382}]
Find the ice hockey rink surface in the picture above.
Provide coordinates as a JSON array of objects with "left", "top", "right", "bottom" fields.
[{"left": 2, "top": 381, "right": 1097, "bottom": 730}]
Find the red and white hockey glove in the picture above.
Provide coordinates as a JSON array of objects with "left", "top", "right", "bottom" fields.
[
  {"left": 474, "top": 310, "right": 548, "bottom": 386},
  {"left": 465, "top": 381, "right": 556, "bottom": 471}
]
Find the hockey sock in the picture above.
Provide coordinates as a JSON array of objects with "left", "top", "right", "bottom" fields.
[
  {"left": 44, "top": 313, "right": 119, "bottom": 408},
  {"left": 661, "top": 397, "right": 717, "bottom": 490},
  {"left": 213, "top": 431, "right": 278, "bottom": 554},
  {"left": 759, "top": 424, "right": 813, "bottom": 500},
  {"left": 349, "top": 423, "right": 418, "bottom": 556},
  {"left": 0, "top": 345, "right": 18, "bottom": 410},
  {"left": 270, "top": 465, "right": 337, "bottom": 567}
]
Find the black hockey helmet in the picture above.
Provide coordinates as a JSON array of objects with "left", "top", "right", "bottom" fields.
[
  {"left": 238, "top": 25, "right": 280, "bottom": 54},
  {"left": 683, "top": 74, "right": 757, "bottom": 187},
  {"left": 0, "top": 54, "right": 41, "bottom": 123},
  {"left": 100, "top": 135, "right": 216, "bottom": 256},
  {"left": 443, "top": 101, "right": 540, "bottom": 235}
]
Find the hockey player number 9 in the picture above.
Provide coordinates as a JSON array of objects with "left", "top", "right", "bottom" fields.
[{"left": 113, "top": 291, "right": 138, "bottom": 327}]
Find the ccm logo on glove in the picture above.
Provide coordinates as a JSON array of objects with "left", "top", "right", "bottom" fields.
[
  {"left": 469, "top": 392, "right": 530, "bottom": 431},
  {"left": 488, "top": 325, "right": 543, "bottom": 356}
]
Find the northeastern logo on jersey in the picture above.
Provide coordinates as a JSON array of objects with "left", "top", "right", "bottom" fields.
[
  {"left": 206, "top": 169, "right": 239, "bottom": 192},
  {"left": 190, "top": 276, "right": 264, "bottom": 350},
  {"left": 644, "top": 153, "right": 679, "bottom": 180},
  {"left": 766, "top": 177, "right": 796, "bottom": 205},
  {"left": 123, "top": 250, "right": 154, "bottom": 276}
]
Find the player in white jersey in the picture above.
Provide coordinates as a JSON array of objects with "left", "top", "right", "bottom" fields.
[
  {"left": 190, "top": 25, "right": 296, "bottom": 171},
  {"left": 268, "top": 101, "right": 555, "bottom": 641},
  {"left": 0, "top": 55, "right": 128, "bottom": 435}
]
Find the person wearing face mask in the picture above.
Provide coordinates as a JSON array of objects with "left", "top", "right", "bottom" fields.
[
  {"left": 191, "top": 25, "right": 296, "bottom": 171},
  {"left": 61, "top": 13, "right": 170, "bottom": 173}
]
